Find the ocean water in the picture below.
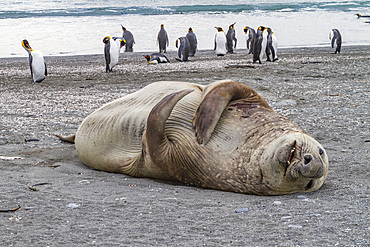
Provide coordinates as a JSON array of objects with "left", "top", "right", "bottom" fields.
[{"left": 1, "top": 0, "right": 369, "bottom": 58}]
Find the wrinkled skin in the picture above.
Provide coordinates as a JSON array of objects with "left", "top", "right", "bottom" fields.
[{"left": 58, "top": 80, "right": 329, "bottom": 195}]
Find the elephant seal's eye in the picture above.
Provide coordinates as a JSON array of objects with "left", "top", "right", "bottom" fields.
[{"left": 319, "top": 148, "right": 324, "bottom": 156}]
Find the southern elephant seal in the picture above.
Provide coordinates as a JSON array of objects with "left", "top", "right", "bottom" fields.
[{"left": 57, "top": 80, "right": 329, "bottom": 195}]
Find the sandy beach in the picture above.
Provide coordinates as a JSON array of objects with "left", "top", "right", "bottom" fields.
[{"left": 0, "top": 46, "right": 369, "bottom": 246}]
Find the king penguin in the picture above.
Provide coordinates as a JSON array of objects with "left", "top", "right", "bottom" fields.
[
  {"left": 186, "top": 27, "right": 198, "bottom": 57},
  {"left": 175, "top": 37, "right": 190, "bottom": 62},
  {"left": 226, "top": 22, "right": 237, "bottom": 54},
  {"left": 355, "top": 13, "right": 370, "bottom": 18},
  {"left": 121, "top": 26, "right": 135, "bottom": 52},
  {"left": 253, "top": 26, "right": 267, "bottom": 64},
  {"left": 157, "top": 24, "right": 169, "bottom": 53},
  {"left": 329, "top": 29, "right": 342, "bottom": 54},
  {"left": 214, "top": 27, "right": 227, "bottom": 56},
  {"left": 21, "top": 39, "right": 47, "bottom": 82},
  {"left": 243, "top": 26, "right": 256, "bottom": 54},
  {"left": 103, "top": 36, "right": 125, "bottom": 72},
  {"left": 144, "top": 53, "right": 170, "bottom": 64},
  {"left": 265, "top": 27, "right": 278, "bottom": 62}
]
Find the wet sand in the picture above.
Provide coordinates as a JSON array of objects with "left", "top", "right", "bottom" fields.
[{"left": 0, "top": 46, "right": 369, "bottom": 246}]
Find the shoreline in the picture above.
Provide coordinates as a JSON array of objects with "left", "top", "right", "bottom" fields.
[
  {"left": 3, "top": 44, "right": 370, "bottom": 61},
  {"left": 1, "top": 45, "right": 369, "bottom": 246}
]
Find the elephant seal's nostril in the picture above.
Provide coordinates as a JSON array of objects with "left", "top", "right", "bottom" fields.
[{"left": 304, "top": 154, "right": 313, "bottom": 165}]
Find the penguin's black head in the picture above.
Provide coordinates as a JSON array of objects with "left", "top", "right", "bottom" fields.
[
  {"left": 143, "top": 55, "right": 151, "bottom": 61},
  {"left": 103, "top": 36, "right": 110, "bottom": 44},
  {"left": 243, "top": 27, "right": 248, "bottom": 33},
  {"left": 121, "top": 25, "right": 126, "bottom": 31},
  {"left": 258, "top": 26, "right": 266, "bottom": 31},
  {"left": 188, "top": 27, "right": 193, "bottom": 32},
  {"left": 229, "top": 22, "right": 236, "bottom": 29},
  {"left": 215, "top": 27, "right": 223, "bottom": 32},
  {"left": 21, "top": 39, "right": 32, "bottom": 50},
  {"left": 161, "top": 24, "right": 164, "bottom": 28}
]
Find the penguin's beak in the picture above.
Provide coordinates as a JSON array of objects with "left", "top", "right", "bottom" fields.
[
  {"left": 103, "top": 36, "right": 111, "bottom": 43},
  {"left": 21, "top": 40, "right": 33, "bottom": 51},
  {"left": 120, "top": 39, "right": 126, "bottom": 48}
]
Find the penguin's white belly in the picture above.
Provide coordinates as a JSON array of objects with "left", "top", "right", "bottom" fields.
[
  {"left": 215, "top": 34, "right": 227, "bottom": 55},
  {"left": 158, "top": 57, "right": 167, "bottom": 63},
  {"left": 272, "top": 35, "right": 278, "bottom": 59},
  {"left": 149, "top": 60, "right": 159, "bottom": 64},
  {"left": 332, "top": 38, "right": 337, "bottom": 49},
  {"left": 31, "top": 50, "right": 45, "bottom": 82},
  {"left": 260, "top": 33, "right": 268, "bottom": 61},
  {"left": 109, "top": 40, "right": 120, "bottom": 69}
]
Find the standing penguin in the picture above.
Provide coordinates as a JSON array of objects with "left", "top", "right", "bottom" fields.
[
  {"left": 186, "top": 27, "right": 198, "bottom": 57},
  {"left": 226, "top": 22, "right": 237, "bottom": 54},
  {"left": 175, "top": 37, "right": 190, "bottom": 62},
  {"left": 265, "top": 27, "right": 278, "bottom": 62},
  {"left": 243, "top": 26, "right": 256, "bottom": 54},
  {"left": 103, "top": 36, "right": 125, "bottom": 72},
  {"left": 21, "top": 39, "right": 47, "bottom": 82},
  {"left": 121, "top": 25, "right": 135, "bottom": 52},
  {"left": 214, "top": 27, "right": 227, "bottom": 56},
  {"left": 157, "top": 24, "right": 169, "bottom": 53},
  {"left": 253, "top": 26, "right": 267, "bottom": 64},
  {"left": 329, "top": 29, "right": 342, "bottom": 54}
]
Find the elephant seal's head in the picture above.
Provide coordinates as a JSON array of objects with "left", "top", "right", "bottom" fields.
[{"left": 261, "top": 132, "right": 329, "bottom": 195}]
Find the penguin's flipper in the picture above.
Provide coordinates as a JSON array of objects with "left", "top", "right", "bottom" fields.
[
  {"left": 28, "top": 54, "right": 33, "bottom": 80},
  {"left": 104, "top": 43, "right": 111, "bottom": 72},
  {"left": 44, "top": 62, "right": 47, "bottom": 76},
  {"left": 331, "top": 37, "right": 336, "bottom": 49},
  {"left": 163, "top": 54, "right": 170, "bottom": 63},
  {"left": 268, "top": 43, "right": 276, "bottom": 61},
  {"left": 246, "top": 39, "right": 251, "bottom": 49},
  {"left": 192, "top": 80, "right": 273, "bottom": 145}
]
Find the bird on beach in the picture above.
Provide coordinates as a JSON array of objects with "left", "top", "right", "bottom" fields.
[
  {"left": 103, "top": 36, "right": 125, "bottom": 72},
  {"left": 243, "top": 26, "right": 256, "bottom": 54},
  {"left": 355, "top": 13, "right": 370, "bottom": 18},
  {"left": 186, "top": 27, "right": 198, "bottom": 57},
  {"left": 329, "top": 29, "right": 342, "bottom": 54},
  {"left": 253, "top": 26, "right": 267, "bottom": 64},
  {"left": 175, "top": 37, "right": 190, "bottom": 62},
  {"left": 21, "top": 39, "right": 47, "bottom": 82},
  {"left": 265, "top": 27, "right": 278, "bottom": 62},
  {"left": 226, "top": 22, "right": 237, "bottom": 54},
  {"left": 157, "top": 24, "right": 169, "bottom": 53},
  {"left": 121, "top": 26, "right": 135, "bottom": 52},
  {"left": 214, "top": 27, "right": 227, "bottom": 56},
  {"left": 144, "top": 53, "right": 170, "bottom": 64}
]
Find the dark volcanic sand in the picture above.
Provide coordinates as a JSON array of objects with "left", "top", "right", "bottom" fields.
[{"left": 0, "top": 46, "right": 369, "bottom": 246}]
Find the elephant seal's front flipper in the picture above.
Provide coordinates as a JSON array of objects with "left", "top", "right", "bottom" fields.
[
  {"left": 145, "top": 89, "right": 194, "bottom": 166},
  {"left": 192, "top": 80, "right": 273, "bottom": 145}
]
